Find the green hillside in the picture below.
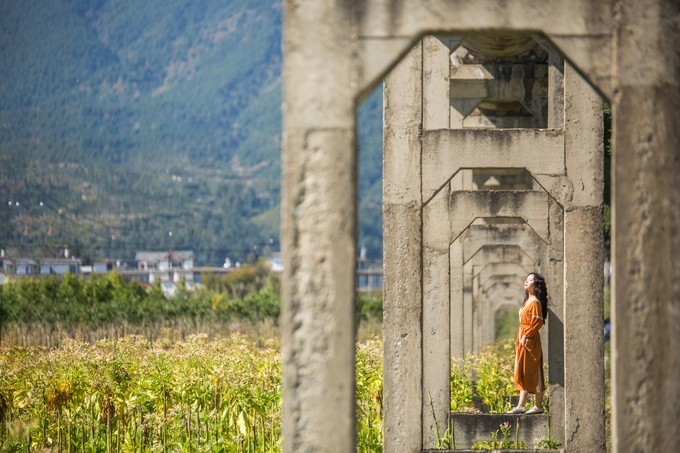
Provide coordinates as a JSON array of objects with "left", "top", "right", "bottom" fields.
[{"left": 0, "top": 0, "right": 383, "bottom": 265}]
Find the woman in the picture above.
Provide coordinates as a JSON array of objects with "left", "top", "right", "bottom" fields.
[{"left": 507, "top": 272, "right": 548, "bottom": 415}]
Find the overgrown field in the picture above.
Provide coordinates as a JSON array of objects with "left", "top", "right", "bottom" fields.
[
  {"left": 0, "top": 335, "right": 530, "bottom": 452},
  {"left": 0, "top": 335, "right": 383, "bottom": 452},
  {"left": 0, "top": 271, "right": 545, "bottom": 451}
]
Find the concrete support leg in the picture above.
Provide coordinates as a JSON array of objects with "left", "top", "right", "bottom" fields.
[
  {"left": 281, "top": 128, "right": 358, "bottom": 452},
  {"left": 423, "top": 187, "right": 451, "bottom": 447},
  {"left": 612, "top": 1, "right": 680, "bottom": 450},
  {"left": 547, "top": 200, "right": 565, "bottom": 445},
  {"left": 450, "top": 240, "right": 465, "bottom": 358},
  {"left": 282, "top": 2, "right": 356, "bottom": 451},
  {"left": 563, "top": 207, "right": 605, "bottom": 449},
  {"left": 383, "top": 43, "right": 424, "bottom": 453},
  {"left": 562, "top": 62, "right": 605, "bottom": 450}
]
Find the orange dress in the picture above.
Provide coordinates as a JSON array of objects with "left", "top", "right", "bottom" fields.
[{"left": 513, "top": 297, "right": 545, "bottom": 393}]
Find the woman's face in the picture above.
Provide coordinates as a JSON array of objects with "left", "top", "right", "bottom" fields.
[{"left": 524, "top": 274, "right": 536, "bottom": 293}]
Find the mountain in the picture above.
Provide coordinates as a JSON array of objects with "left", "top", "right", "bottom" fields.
[{"left": 0, "top": 0, "right": 383, "bottom": 265}]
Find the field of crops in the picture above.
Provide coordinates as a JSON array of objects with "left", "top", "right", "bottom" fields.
[{"left": 0, "top": 334, "right": 383, "bottom": 452}]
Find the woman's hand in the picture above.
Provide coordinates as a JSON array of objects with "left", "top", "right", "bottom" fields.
[{"left": 520, "top": 335, "right": 527, "bottom": 346}]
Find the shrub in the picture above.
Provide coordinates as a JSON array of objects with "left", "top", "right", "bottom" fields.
[
  {"left": 473, "top": 347, "right": 515, "bottom": 413},
  {"left": 450, "top": 356, "right": 474, "bottom": 411}
]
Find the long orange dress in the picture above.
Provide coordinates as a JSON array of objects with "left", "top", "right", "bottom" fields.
[{"left": 513, "top": 297, "right": 545, "bottom": 393}]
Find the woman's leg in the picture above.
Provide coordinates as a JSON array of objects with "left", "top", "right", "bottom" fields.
[
  {"left": 534, "top": 391, "right": 543, "bottom": 409},
  {"left": 508, "top": 390, "right": 529, "bottom": 413},
  {"left": 517, "top": 390, "right": 528, "bottom": 408}
]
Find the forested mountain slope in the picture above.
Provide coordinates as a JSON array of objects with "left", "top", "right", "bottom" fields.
[{"left": 0, "top": 0, "right": 383, "bottom": 264}]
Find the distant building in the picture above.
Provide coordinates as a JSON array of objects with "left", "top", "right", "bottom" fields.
[
  {"left": 93, "top": 261, "right": 115, "bottom": 273},
  {"left": 14, "top": 258, "right": 38, "bottom": 276},
  {"left": 135, "top": 250, "right": 196, "bottom": 297},
  {"left": 0, "top": 257, "right": 15, "bottom": 275},
  {"left": 39, "top": 258, "right": 82, "bottom": 275},
  {"left": 136, "top": 250, "right": 194, "bottom": 272}
]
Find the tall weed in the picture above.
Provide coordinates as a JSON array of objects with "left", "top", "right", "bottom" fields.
[{"left": 0, "top": 334, "right": 385, "bottom": 452}]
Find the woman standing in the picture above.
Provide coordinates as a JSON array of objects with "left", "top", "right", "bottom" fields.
[{"left": 508, "top": 272, "right": 548, "bottom": 415}]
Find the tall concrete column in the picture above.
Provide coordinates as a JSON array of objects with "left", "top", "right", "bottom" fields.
[
  {"left": 546, "top": 197, "right": 565, "bottom": 443},
  {"left": 562, "top": 62, "right": 605, "bottom": 450},
  {"left": 383, "top": 43, "right": 424, "bottom": 453},
  {"left": 423, "top": 186, "right": 451, "bottom": 446},
  {"left": 450, "top": 239, "right": 466, "bottom": 358},
  {"left": 612, "top": 1, "right": 680, "bottom": 451},
  {"left": 282, "top": 2, "right": 357, "bottom": 451}
]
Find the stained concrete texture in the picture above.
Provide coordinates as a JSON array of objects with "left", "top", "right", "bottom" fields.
[
  {"left": 449, "top": 413, "right": 551, "bottom": 450},
  {"left": 283, "top": 1, "right": 679, "bottom": 452}
]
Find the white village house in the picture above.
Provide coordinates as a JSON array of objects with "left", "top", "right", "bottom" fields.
[
  {"left": 39, "top": 258, "right": 82, "bottom": 275},
  {"left": 135, "top": 250, "right": 196, "bottom": 296}
]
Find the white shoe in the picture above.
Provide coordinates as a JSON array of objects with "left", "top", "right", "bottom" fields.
[
  {"left": 526, "top": 406, "right": 544, "bottom": 415},
  {"left": 507, "top": 406, "right": 526, "bottom": 414}
]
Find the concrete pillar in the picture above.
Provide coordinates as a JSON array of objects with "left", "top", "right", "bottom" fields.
[
  {"left": 562, "top": 62, "right": 605, "bottom": 450},
  {"left": 423, "top": 186, "right": 451, "bottom": 445},
  {"left": 383, "top": 42, "right": 424, "bottom": 453},
  {"left": 281, "top": 2, "right": 356, "bottom": 451},
  {"left": 612, "top": 1, "right": 680, "bottom": 451},
  {"left": 450, "top": 240, "right": 466, "bottom": 358},
  {"left": 546, "top": 197, "right": 566, "bottom": 444}
]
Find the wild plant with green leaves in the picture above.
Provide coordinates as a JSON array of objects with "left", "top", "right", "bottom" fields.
[
  {"left": 0, "top": 334, "right": 282, "bottom": 451},
  {"left": 0, "top": 334, "right": 385, "bottom": 452},
  {"left": 471, "top": 421, "right": 528, "bottom": 450},
  {"left": 470, "top": 345, "right": 515, "bottom": 414},
  {"left": 450, "top": 356, "right": 474, "bottom": 411},
  {"left": 356, "top": 338, "right": 384, "bottom": 452}
]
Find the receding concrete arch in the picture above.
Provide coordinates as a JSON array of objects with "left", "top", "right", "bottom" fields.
[
  {"left": 468, "top": 253, "right": 547, "bottom": 352},
  {"left": 474, "top": 275, "right": 526, "bottom": 349},
  {"left": 479, "top": 279, "right": 525, "bottom": 345},
  {"left": 475, "top": 262, "right": 534, "bottom": 288},
  {"left": 462, "top": 224, "right": 549, "bottom": 265}
]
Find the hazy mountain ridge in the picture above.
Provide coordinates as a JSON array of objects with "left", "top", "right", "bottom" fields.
[{"left": 0, "top": 0, "right": 383, "bottom": 265}]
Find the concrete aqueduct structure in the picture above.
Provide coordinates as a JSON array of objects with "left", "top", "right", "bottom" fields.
[
  {"left": 281, "top": 1, "right": 679, "bottom": 452},
  {"left": 384, "top": 33, "right": 602, "bottom": 448}
]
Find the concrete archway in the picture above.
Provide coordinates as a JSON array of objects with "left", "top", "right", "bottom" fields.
[{"left": 282, "top": 2, "right": 679, "bottom": 451}]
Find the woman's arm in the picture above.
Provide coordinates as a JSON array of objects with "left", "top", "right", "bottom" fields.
[{"left": 523, "top": 300, "right": 544, "bottom": 340}]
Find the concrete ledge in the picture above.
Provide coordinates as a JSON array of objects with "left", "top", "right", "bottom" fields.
[
  {"left": 442, "top": 413, "right": 554, "bottom": 450},
  {"left": 423, "top": 448, "right": 564, "bottom": 453}
]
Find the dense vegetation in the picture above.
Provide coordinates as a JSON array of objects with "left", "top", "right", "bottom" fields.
[
  {"left": 0, "top": 0, "right": 384, "bottom": 265},
  {"left": 0, "top": 335, "right": 561, "bottom": 452},
  {"left": 0, "top": 268, "right": 383, "bottom": 346}
]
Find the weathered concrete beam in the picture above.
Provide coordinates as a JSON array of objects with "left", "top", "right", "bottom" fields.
[
  {"left": 451, "top": 78, "right": 548, "bottom": 100},
  {"left": 449, "top": 191, "right": 552, "bottom": 243},
  {"left": 354, "top": 1, "right": 613, "bottom": 98},
  {"left": 474, "top": 262, "right": 534, "bottom": 286},
  {"left": 462, "top": 225, "right": 546, "bottom": 264},
  {"left": 450, "top": 63, "right": 549, "bottom": 81},
  {"left": 357, "top": 0, "right": 611, "bottom": 38},
  {"left": 479, "top": 273, "right": 525, "bottom": 294},
  {"left": 422, "top": 129, "right": 565, "bottom": 200},
  {"left": 467, "top": 244, "right": 537, "bottom": 268}
]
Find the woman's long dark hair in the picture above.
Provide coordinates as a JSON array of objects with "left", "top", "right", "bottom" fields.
[{"left": 524, "top": 272, "right": 548, "bottom": 322}]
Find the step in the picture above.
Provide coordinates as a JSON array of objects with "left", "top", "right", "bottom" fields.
[
  {"left": 424, "top": 450, "right": 563, "bottom": 453},
  {"left": 422, "top": 412, "right": 561, "bottom": 451}
]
